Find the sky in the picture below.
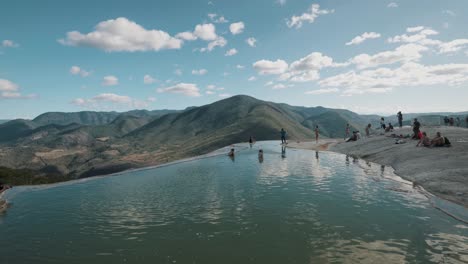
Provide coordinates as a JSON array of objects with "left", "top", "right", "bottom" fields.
[{"left": 1, "top": 0, "right": 468, "bottom": 119}]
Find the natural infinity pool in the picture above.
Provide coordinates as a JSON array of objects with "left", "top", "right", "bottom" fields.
[{"left": 1, "top": 142, "right": 467, "bottom": 264}]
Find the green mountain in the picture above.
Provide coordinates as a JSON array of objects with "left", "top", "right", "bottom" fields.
[{"left": 0, "top": 95, "right": 390, "bottom": 183}]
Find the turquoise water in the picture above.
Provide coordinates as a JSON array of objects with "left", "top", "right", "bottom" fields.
[{"left": 1, "top": 142, "right": 467, "bottom": 264}]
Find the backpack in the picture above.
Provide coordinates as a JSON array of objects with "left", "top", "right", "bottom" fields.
[{"left": 444, "top": 137, "right": 451, "bottom": 145}]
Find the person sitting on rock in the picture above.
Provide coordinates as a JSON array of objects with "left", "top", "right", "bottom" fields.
[
  {"left": 416, "top": 132, "right": 431, "bottom": 147},
  {"left": 431, "top": 132, "right": 445, "bottom": 147},
  {"left": 346, "top": 131, "right": 358, "bottom": 142}
]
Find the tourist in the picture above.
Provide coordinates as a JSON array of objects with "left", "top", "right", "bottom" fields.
[
  {"left": 412, "top": 118, "right": 421, "bottom": 139},
  {"left": 431, "top": 132, "right": 451, "bottom": 147},
  {"left": 345, "top": 123, "right": 350, "bottom": 139},
  {"left": 346, "top": 131, "right": 358, "bottom": 142},
  {"left": 416, "top": 132, "right": 431, "bottom": 147},
  {"left": 397, "top": 111, "right": 403, "bottom": 128},
  {"left": 444, "top": 116, "right": 449, "bottom": 126},
  {"left": 228, "top": 148, "right": 235, "bottom": 157},
  {"left": 258, "top": 149, "right": 264, "bottom": 160},
  {"left": 365, "top": 124, "right": 371, "bottom": 137},
  {"left": 280, "top": 128, "right": 287, "bottom": 144},
  {"left": 314, "top": 125, "right": 319, "bottom": 144},
  {"left": 449, "top": 117, "right": 454, "bottom": 126},
  {"left": 380, "top": 117, "right": 386, "bottom": 130},
  {"left": 385, "top": 123, "right": 394, "bottom": 132}
]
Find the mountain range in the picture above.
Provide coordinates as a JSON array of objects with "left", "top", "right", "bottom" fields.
[{"left": 0, "top": 95, "right": 466, "bottom": 185}]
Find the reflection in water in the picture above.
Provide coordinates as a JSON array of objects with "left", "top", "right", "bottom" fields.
[
  {"left": 315, "top": 151, "right": 319, "bottom": 160},
  {"left": 0, "top": 142, "right": 467, "bottom": 264},
  {"left": 281, "top": 146, "right": 286, "bottom": 159}
]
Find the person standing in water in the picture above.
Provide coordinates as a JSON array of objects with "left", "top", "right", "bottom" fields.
[
  {"left": 280, "top": 128, "right": 287, "bottom": 144},
  {"left": 345, "top": 123, "right": 350, "bottom": 140},
  {"left": 397, "top": 111, "right": 403, "bottom": 128},
  {"left": 314, "top": 125, "right": 319, "bottom": 144}
]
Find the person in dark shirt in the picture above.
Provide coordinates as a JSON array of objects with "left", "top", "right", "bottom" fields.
[
  {"left": 412, "top": 118, "right": 421, "bottom": 139},
  {"left": 280, "top": 128, "right": 287, "bottom": 144},
  {"left": 397, "top": 111, "right": 403, "bottom": 128}
]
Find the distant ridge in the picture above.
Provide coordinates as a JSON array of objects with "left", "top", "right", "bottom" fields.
[{"left": 0, "top": 95, "right": 467, "bottom": 183}]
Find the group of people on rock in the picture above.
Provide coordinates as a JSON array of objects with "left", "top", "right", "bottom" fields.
[
  {"left": 416, "top": 131, "right": 451, "bottom": 147},
  {"left": 444, "top": 116, "right": 468, "bottom": 127}
]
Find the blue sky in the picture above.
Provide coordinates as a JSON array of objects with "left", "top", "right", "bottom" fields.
[{"left": 1, "top": 0, "right": 468, "bottom": 119}]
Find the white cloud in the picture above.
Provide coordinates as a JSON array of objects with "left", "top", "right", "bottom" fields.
[
  {"left": 175, "top": 31, "right": 197, "bottom": 41},
  {"left": 276, "top": 0, "right": 287, "bottom": 6},
  {"left": 157, "top": 83, "right": 201, "bottom": 97},
  {"left": 443, "top": 10, "right": 456, "bottom": 17},
  {"left": 143, "top": 74, "right": 157, "bottom": 84},
  {"left": 59, "top": 17, "right": 182, "bottom": 52},
  {"left": 286, "top": 3, "right": 334, "bottom": 29},
  {"left": 387, "top": 2, "right": 398, "bottom": 8},
  {"left": 192, "top": 69, "right": 208, "bottom": 75},
  {"left": 319, "top": 62, "right": 468, "bottom": 95},
  {"left": 194, "top": 23, "right": 217, "bottom": 41},
  {"left": 200, "top": 36, "right": 227, "bottom": 52},
  {"left": 0, "top": 79, "right": 19, "bottom": 92},
  {"left": 206, "top": 84, "right": 224, "bottom": 91},
  {"left": 439, "top": 39, "right": 468, "bottom": 54},
  {"left": 350, "top": 44, "right": 428, "bottom": 69},
  {"left": 2, "top": 40, "right": 18, "bottom": 48},
  {"left": 246, "top": 37, "right": 257, "bottom": 47},
  {"left": 206, "top": 90, "right": 215, "bottom": 95},
  {"left": 265, "top": 81, "right": 274, "bottom": 86},
  {"left": 346, "top": 32, "right": 381, "bottom": 46},
  {"left": 219, "top": 93, "right": 231, "bottom": 98},
  {"left": 248, "top": 76, "right": 257, "bottom": 81},
  {"left": 208, "top": 13, "right": 228, "bottom": 23},
  {"left": 102, "top": 75, "right": 119, "bottom": 86},
  {"left": 71, "top": 93, "right": 149, "bottom": 108},
  {"left": 236, "top": 64, "right": 245, "bottom": 69},
  {"left": 253, "top": 59, "right": 288, "bottom": 75},
  {"left": 70, "top": 66, "right": 90, "bottom": 77},
  {"left": 229, "top": 22, "right": 245, "bottom": 35},
  {"left": 272, "top": 84, "right": 286, "bottom": 89},
  {"left": 388, "top": 27, "right": 468, "bottom": 54},
  {"left": 225, "top": 48, "right": 238, "bottom": 56},
  {"left": 0, "top": 79, "right": 36, "bottom": 99},
  {"left": 305, "top": 88, "right": 339, "bottom": 95},
  {"left": 174, "top": 69, "right": 182, "bottom": 76}
]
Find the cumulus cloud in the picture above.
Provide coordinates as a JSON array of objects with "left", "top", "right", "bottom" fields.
[
  {"left": 200, "top": 36, "right": 227, "bottom": 52},
  {"left": 102, "top": 75, "right": 119, "bottom": 86},
  {"left": 2, "top": 40, "right": 18, "bottom": 48},
  {"left": 194, "top": 23, "right": 218, "bottom": 41},
  {"left": 229, "top": 22, "right": 245, "bottom": 35},
  {"left": 387, "top": 2, "right": 398, "bottom": 8},
  {"left": 254, "top": 52, "right": 347, "bottom": 82},
  {"left": 206, "top": 90, "right": 215, "bottom": 95},
  {"left": 0, "top": 79, "right": 36, "bottom": 99},
  {"left": 175, "top": 31, "right": 197, "bottom": 41},
  {"left": 225, "top": 48, "right": 238, "bottom": 56},
  {"left": 192, "top": 69, "right": 208, "bottom": 75},
  {"left": 253, "top": 59, "right": 288, "bottom": 75},
  {"left": 319, "top": 62, "right": 468, "bottom": 95},
  {"left": 286, "top": 3, "right": 334, "bottom": 29},
  {"left": 70, "top": 66, "right": 90, "bottom": 77},
  {"left": 305, "top": 88, "right": 339, "bottom": 95},
  {"left": 387, "top": 27, "right": 468, "bottom": 54},
  {"left": 71, "top": 93, "right": 150, "bottom": 109},
  {"left": 157, "top": 83, "right": 201, "bottom": 97},
  {"left": 350, "top": 44, "right": 428, "bottom": 69},
  {"left": 246, "top": 37, "right": 257, "bottom": 47},
  {"left": 59, "top": 17, "right": 182, "bottom": 52},
  {"left": 143, "top": 74, "right": 157, "bottom": 84},
  {"left": 346, "top": 32, "right": 381, "bottom": 46},
  {"left": 206, "top": 84, "right": 224, "bottom": 92}
]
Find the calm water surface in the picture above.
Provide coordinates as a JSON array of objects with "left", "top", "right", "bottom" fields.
[{"left": 1, "top": 142, "right": 467, "bottom": 264}]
